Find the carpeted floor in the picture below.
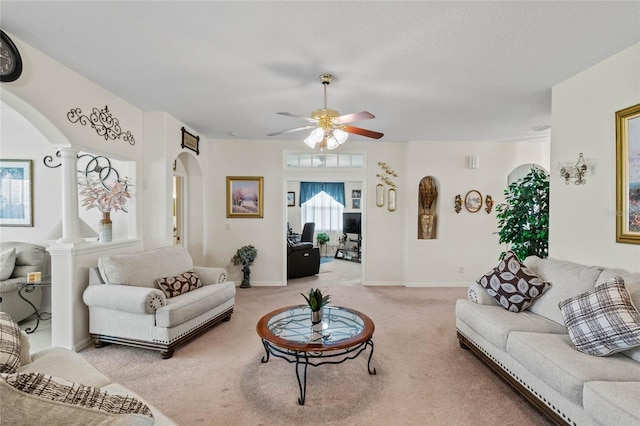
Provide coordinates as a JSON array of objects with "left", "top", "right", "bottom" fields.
[{"left": 80, "top": 260, "right": 552, "bottom": 425}]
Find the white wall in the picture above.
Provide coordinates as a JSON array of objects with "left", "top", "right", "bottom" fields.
[
  {"left": 551, "top": 42, "right": 640, "bottom": 271},
  {"left": 403, "top": 140, "right": 550, "bottom": 286}
]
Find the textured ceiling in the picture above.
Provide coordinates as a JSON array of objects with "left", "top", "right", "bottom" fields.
[{"left": 1, "top": 1, "right": 639, "bottom": 143}]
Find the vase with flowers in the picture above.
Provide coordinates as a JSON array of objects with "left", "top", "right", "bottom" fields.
[{"left": 78, "top": 176, "right": 133, "bottom": 243}]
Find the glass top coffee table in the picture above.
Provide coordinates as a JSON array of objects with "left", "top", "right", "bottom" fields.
[{"left": 256, "top": 305, "right": 376, "bottom": 405}]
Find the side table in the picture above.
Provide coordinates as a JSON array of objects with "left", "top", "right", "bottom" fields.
[{"left": 17, "top": 276, "right": 52, "bottom": 334}]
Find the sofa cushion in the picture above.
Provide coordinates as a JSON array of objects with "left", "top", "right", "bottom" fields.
[
  {"left": 99, "top": 245, "right": 193, "bottom": 288},
  {"left": 524, "top": 256, "right": 603, "bottom": 324},
  {"left": 476, "top": 251, "right": 550, "bottom": 312},
  {"left": 155, "top": 281, "right": 236, "bottom": 328},
  {"left": 18, "top": 347, "right": 112, "bottom": 388},
  {"left": 583, "top": 381, "right": 640, "bottom": 426},
  {"left": 0, "top": 312, "right": 21, "bottom": 373},
  {"left": 455, "top": 299, "right": 567, "bottom": 351},
  {"left": 559, "top": 277, "right": 640, "bottom": 356},
  {"left": 0, "top": 372, "right": 154, "bottom": 424},
  {"left": 156, "top": 271, "right": 203, "bottom": 298},
  {"left": 0, "top": 248, "right": 16, "bottom": 280},
  {"left": 506, "top": 331, "right": 640, "bottom": 406}
]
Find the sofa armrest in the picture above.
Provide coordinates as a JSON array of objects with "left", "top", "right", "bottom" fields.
[
  {"left": 193, "top": 266, "right": 227, "bottom": 285},
  {"left": 83, "top": 285, "right": 166, "bottom": 314},
  {"left": 467, "top": 282, "right": 500, "bottom": 306}
]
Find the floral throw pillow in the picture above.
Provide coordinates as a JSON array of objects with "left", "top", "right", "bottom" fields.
[
  {"left": 559, "top": 276, "right": 640, "bottom": 356},
  {"left": 476, "top": 251, "right": 551, "bottom": 312},
  {"left": 156, "top": 271, "right": 203, "bottom": 298}
]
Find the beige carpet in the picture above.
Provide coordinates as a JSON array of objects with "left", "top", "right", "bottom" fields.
[{"left": 81, "top": 260, "right": 552, "bottom": 425}]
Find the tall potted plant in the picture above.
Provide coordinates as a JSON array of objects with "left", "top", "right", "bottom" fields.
[
  {"left": 495, "top": 168, "right": 549, "bottom": 260},
  {"left": 231, "top": 245, "right": 258, "bottom": 288}
]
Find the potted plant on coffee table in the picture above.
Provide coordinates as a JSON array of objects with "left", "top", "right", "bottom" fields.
[
  {"left": 231, "top": 244, "right": 258, "bottom": 288},
  {"left": 301, "top": 288, "right": 331, "bottom": 324}
]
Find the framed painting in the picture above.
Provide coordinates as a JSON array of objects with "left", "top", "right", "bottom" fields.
[
  {"left": 181, "top": 127, "right": 200, "bottom": 155},
  {"left": 226, "top": 176, "right": 264, "bottom": 218},
  {"left": 352, "top": 198, "right": 361, "bottom": 209},
  {"left": 616, "top": 103, "right": 640, "bottom": 244},
  {"left": 0, "top": 159, "right": 33, "bottom": 226},
  {"left": 352, "top": 189, "right": 361, "bottom": 199},
  {"left": 464, "top": 190, "right": 482, "bottom": 213},
  {"left": 287, "top": 191, "right": 295, "bottom": 207}
]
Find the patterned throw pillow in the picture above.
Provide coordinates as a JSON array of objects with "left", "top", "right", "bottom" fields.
[
  {"left": 156, "top": 271, "right": 203, "bottom": 298},
  {"left": 0, "top": 312, "right": 22, "bottom": 374},
  {"left": 0, "top": 372, "right": 154, "bottom": 419},
  {"left": 559, "top": 276, "right": 640, "bottom": 356},
  {"left": 476, "top": 251, "right": 551, "bottom": 312}
]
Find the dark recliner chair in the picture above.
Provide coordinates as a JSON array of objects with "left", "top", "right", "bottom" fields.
[{"left": 287, "top": 222, "right": 319, "bottom": 279}]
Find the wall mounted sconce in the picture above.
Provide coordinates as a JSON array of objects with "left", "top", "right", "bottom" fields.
[
  {"left": 454, "top": 194, "right": 462, "bottom": 213},
  {"left": 559, "top": 153, "right": 588, "bottom": 185},
  {"left": 485, "top": 195, "right": 494, "bottom": 213}
]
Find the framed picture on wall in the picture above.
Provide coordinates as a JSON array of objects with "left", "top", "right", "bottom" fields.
[
  {"left": 181, "top": 127, "right": 200, "bottom": 155},
  {"left": 352, "top": 198, "right": 361, "bottom": 209},
  {"left": 464, "top": 190, "right": 482, "bottom": 213},
  {"left": 616, "top": 103, "right": 640, "bottom": 244},
  {"left": 226, "top": 176, "right": 264, "bottom": 218},
  {"left": 0, "top": 159, "right": 33, "bottom": 227},
  {"left": 352, "top": 189, "right": 361, "bottom": 199},
  {"left": 287, "top": 192, "right": 295, "bottom": 207}
]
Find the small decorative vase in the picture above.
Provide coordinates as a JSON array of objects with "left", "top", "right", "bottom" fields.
[
  {"left": 240, "top": 265, "right": 251, "bottom": 288},
  {"left": 99, "top": 212, "right": 112, "bottom": 243},
  {"left": 311, "top": 308, "right": 323, "bottom": 324}
]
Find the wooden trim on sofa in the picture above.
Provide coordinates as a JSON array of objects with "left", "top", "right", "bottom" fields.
[
  {"left": 457, "top": 329, "right": 574, "bottom": 426},
  {"left": 90, "top": 307, "right": 234, "bottom": 359}
]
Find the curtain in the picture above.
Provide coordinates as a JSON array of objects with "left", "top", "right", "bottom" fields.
[
  {"left": 299, "top": 182, "right": 345, "bottom": 206},
  {"left": 301, "top": 191, "right": 344, "bottom": 233}
]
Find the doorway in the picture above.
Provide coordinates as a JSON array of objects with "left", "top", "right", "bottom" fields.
[{"left": 285, "top": 179, "right": 364, "bottom": 283}]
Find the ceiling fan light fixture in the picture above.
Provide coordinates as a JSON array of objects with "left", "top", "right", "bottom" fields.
[
  {"left": 333, "top": 128, "right": 348, "bottom": 145},
  {"left": 304, "top": 127, "right": 324, "bottom": 148}
]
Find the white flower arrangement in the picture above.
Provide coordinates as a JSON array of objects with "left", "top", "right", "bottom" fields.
[{"left": 78, "top": 176, "right": 133, "bottom": 213}]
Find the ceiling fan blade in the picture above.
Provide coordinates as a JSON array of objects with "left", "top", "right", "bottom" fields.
[
  {"left": 335, "top": 111, "right": 375, "bottom": 124},
  {"left": 343, "top": 125, "right": 384, "bottom": 139},
  {"left": 268, "top": 125, "right": 316, "bottom": 137},
  {"left": 276, "top": 112, "right": 317, "bottom": 123}
]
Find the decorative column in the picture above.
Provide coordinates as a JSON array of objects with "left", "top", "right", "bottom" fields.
[{"left": 57, "top": 147, "right": 84, "bottom": 243}]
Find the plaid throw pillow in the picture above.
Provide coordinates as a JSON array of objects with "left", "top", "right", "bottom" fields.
[
  {"left": 559, "top": 276, "right": 640, "bottom": 356},
  {"left": 0, "top": 312, "right": 22, "bottom": 374},
  {"left": 476, "top": 251, "right": 551, "bottom": 312},
  {"left": 156, "top": 271, "right": 203, "bottom": 298},
  {"left": 1, "top": 373, "right": 154, "bottom": 419}
]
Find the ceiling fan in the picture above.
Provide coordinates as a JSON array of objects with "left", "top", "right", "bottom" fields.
[{"left": 268, "top": 73, "right": 383, "bottom": 150}]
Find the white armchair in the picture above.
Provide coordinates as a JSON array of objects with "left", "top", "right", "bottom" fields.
[{"left": 83, "top": 245, "right": 235, "bottom": 358}]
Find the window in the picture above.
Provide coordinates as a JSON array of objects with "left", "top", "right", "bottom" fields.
[
  {"left": 301, "top": 191, "right": 343, "bottom": 232},
  {"left": 285, "top": 152, "right": 365, "bottom": 169}
]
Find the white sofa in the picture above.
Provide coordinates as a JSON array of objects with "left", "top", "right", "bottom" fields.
[
  {"left": 83, "top": 245, "right": 235, "bottom": 359},
  {"left": 456, "top": 256, "right": 640, "bottom": 426},
  {"left": 0, "top": 242, "right": 50, "bottom": 323},
  {"left": 1, "top": 314, "right": 175, "bottom": 425}
]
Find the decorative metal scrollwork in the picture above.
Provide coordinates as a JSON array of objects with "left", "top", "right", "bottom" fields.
[
  {"left": 43, "top": 152, "right": 120, "bottom": 189},
  {"left": 67, "top": 105, "right": 135, "bottom": 145}
]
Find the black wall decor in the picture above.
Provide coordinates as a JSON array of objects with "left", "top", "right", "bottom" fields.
[
  {"left": 44, "top": 152, "right": 122, "bottom": 189},
  {"left": 181, "top": 127, "right": 200, "bottom": 155},
  {"left": 67, "top": 105, "right": 135, "bottom": 145}
]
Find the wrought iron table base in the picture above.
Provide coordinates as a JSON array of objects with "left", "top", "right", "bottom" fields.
[
  {"left": 260, "top": 338, "right": 376, "bottom": 405},
  {"left": 17, "top": 283, "right": 51, "bottom": 334}
]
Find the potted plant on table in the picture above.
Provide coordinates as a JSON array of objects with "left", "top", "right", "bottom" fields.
[
  {"left": 231, "top": 245, "right": 258, "bottom": 288},
  {"left": 301, "top": 288, "right": 331, "bottom": 324},
  {"left": 316, "top": 232, "right": 330, "bottom": 257}
]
